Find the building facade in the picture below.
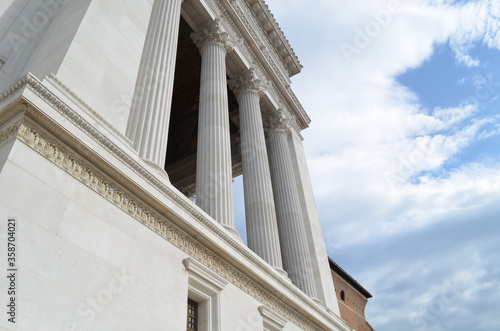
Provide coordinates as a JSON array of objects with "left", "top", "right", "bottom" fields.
[
  {"left": 330, "top": 259, "right": 375, "bottom": 331},
  {"left": 0, "top": 0, "right": 350, "bottom": 330}
]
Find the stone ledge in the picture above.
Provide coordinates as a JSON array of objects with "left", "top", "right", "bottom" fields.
[{"left": 0, "top": 75, "right": 349, "bottom": 331}]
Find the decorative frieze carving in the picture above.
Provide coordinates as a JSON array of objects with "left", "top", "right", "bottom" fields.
[
  {"left": 182, "top": 0, "right": 208, "bottom": 28},
  {"left": 0, "top": 76, "right": 324, "bottom": 330},
  {"left": 0, "top": 120, "right": 20, "bottom": 148},
  {"left": 8, "top": 116, "right": 322, "bottom": 331},
  {"left": 0, "top": 75, "right": 267, "bottom": 289},
  {"left": 0, "top": 62, "right": 344, "bottom": 330}
]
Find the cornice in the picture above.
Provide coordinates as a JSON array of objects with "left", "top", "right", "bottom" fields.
[
  {"left": 243, "top": 0, "right": 302, "bottom": 76},
  {"left": 183, "top": 257, "right": 229, "bottom": 292},
  {"left": 259, "top": 305, "right": 288, "bottom": 330},
  {"left": 226, "top": 0, "right": 292, "bottom": 82},
  {"left": 0, "top": 75, "right": 347, "bottom": 331}
]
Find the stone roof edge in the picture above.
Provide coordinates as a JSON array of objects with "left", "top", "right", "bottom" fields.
[
  {"left": 329, "top": 258, "right": 373, "bottom": 299},
  {"left": 246, "top": 0, "right": 303, "bottom": 76}
]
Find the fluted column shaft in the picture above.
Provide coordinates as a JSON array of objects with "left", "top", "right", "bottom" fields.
[
  {"left": 126, "top": 0, "right": 183, "bottom": 169},
  {"left": 266, "top": 112, "right": 318, "bottom": 299},
  {"left": 229, "top": 69, "right": 284, "bottom": 272},
  {"left": 191, "top": 20, "right": 236, "bottom": 235}
]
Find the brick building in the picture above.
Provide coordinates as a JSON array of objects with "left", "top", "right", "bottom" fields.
[{"left": 330, "top": 259, "right": 375, "bottom": 331}]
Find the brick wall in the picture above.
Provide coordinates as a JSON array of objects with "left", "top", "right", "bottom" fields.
[{"left": 332, "top": 270, "right": 374, "bottom": 331}]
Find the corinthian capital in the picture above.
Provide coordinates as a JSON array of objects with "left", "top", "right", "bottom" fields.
[
  {"left": 228, "top": 68, "right": 266, "bottom": 98},
  {"left": 191, "top": 18, "right": 235, "bottom": 54},
  {"left": 265, "top": 110, "right": 291, "bottom": 134}
]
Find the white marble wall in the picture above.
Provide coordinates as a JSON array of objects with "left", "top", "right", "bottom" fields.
[
  {"left": 0, "top": 0, "right": 154, "bottom": 134},
  {"left": 288, "top": 128, "right": 341, "bottom": 315},
  {"left": 0, "top": 141, "right": 187, "bottom": 330},
  {"left": 48, "top": 0, "right": 154, "bottom": 134},
  {"left": 0, "top": 139, "right": 306, "bottom": 330}
]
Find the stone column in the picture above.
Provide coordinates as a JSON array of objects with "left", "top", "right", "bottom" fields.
[
  {"left": 191, "top": 19, "right": 237, "bottom": 236},
  {"left": 228, "top": 69, "right": 285, "bottom": 274},
  {"left": 266, "top": 111, "right": 318, "bottom": 299},
  {"left": 126, "top": 0, "right": 184, "bottom": 171}
]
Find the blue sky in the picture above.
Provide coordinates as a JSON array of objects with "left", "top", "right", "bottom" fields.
[{"left": 236, "top": 1, "right": 500, "bottom": 330}]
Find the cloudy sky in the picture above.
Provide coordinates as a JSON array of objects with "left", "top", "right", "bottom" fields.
[{"left": 235, "top": 0, "right": 499, "bottom": 330}]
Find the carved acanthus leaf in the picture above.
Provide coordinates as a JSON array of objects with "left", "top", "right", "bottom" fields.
[
  {"left": 191, "top": 18, "right": 235, "bottom": 53},
  {"left": 228, "top": 68, "right": 267, "bottom": 98}
]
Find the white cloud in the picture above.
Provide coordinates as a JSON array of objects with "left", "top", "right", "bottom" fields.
[
  {"left": 266, "top": 1, "right": 500, "bottom": 330},
  {"left": 449, "top": 0, "right": 500, "bottom": 65}
]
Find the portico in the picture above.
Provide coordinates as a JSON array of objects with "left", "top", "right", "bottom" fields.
[
  {"left": 122, "top": 0, "right": 337, "bottom": 309},
  {"left": 0, "top": 0, "right": 349, "bottom": 329}
]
